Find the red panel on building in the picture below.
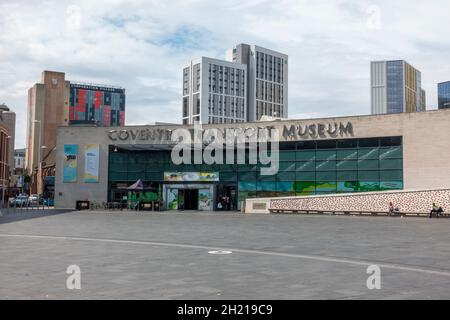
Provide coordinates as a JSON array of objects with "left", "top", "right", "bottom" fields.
[
  {"left": 94, "top": 90, "right": 102, "bottom": 109},
  {"left": 103, "top": 106, "right": 111, "bottom": 127},
  {"left": 77, "top": 89, "right": 86, "bottom": 113},
  {"left": 119, "top": 111, "right": 125, "bottom": 126},
  {"left": 69, "top": 106, "right": 75, "bottom": 121}
]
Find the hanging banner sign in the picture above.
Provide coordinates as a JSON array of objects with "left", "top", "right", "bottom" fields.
[
  {"left": 63, "top": 144, "right": 78, "bottom": 182},
  {"left": 85, "top": 144, "right": 100, "bottom": 183}
]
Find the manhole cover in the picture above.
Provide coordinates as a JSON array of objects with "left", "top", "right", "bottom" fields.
[{"left": 208, "top": 250, "right": 232, "bottom": 255}]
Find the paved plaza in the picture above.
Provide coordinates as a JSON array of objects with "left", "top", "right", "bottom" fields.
[{"left": 1, "top": 210, "right": 450, "bottom": 299}]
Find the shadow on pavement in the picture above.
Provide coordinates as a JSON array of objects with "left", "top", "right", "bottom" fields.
[{"left": 0, "top": 209, "right": 75, "bottom": 225}]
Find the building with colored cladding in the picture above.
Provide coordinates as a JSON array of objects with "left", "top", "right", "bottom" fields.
[
  {"left": 438, "top": 81, "right": 450, "bottom": 109},
  {"left": 69, "top": 83, "right": 125, "bottom": 126},
  {"left": 371, "top": 60, "right": 426, "bottom": 114},
  {"left": 25, "top": 71, "right": 125, "bottom": 194}
]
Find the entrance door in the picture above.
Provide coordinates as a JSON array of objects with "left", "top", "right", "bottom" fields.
[{"left": 183, "top": 189, "right": 199, "bottom": 210}]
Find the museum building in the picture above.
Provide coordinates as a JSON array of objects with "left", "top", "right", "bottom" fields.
[{"left": 54, "top": 109, "right": 450, "bottom": 210}]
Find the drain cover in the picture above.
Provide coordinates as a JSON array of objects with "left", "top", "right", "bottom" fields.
[{"left": 208, "top": 250, "right": 232, "bottom": 255}]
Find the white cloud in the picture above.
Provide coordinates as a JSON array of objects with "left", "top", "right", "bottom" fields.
[{"left": 0, "top": 0, "right": 449, "bottom": 148}]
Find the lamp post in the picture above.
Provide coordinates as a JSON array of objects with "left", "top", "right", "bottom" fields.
[{"left": 32, "top": 120, "right": 47, "bottom": 195}]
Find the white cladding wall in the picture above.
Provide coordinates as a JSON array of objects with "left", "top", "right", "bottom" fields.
[{"left": 371, "top": 61, "right": 387, "bottom": 115}]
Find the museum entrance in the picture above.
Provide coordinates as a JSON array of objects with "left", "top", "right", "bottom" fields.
[{"left": 179, "top": 189, "right": 199, "bottom": 210}]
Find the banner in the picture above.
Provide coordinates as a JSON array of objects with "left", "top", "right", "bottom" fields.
[
  {"left": 84, "top": 144, "right": 100, "bottom": 183},
  {"left": 167, "top": 189, "right": 178, "bottom": 210},
  {"left": 63, "top": 144, "right": 78, "bottom": 182},
  {"left": 164, "top": 172, "right": 219, "bottom": 182},
  {"left": 198, "top": 189, "right": 212, "bottom": 211}
]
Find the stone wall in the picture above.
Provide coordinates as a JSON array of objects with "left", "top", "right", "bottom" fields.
[{"left": 266, "top": 189, "right": 450, "bottom": 214}]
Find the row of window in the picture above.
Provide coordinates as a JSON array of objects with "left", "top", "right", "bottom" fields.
[
  {"left": 109, "top": 170, "right": 403, "bottom": 183},
  {"left": 255, "top": 51, "right": 285, "bottom": 84},
  {"left": 237, "top": 180, "right": 403, "bottom": 200}
]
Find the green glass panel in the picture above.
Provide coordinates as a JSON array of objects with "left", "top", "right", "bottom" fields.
[
  {"left": 380, "top": 170, "right": 403, "bottom": 180},
  {"left": 316, "top": 171, "right": 336, "bottom": 181},
  {"left": 128, "top": 172, "right": 144, "bottom": 181},
  {"left": 294, "top": 181, "right": 316, "bottom": 194},
  {"left": 127, "top": 163, "right": 145, "bottom": 172},
  {"left": 277, "top": 181, "right": 295, "bottom": 192},
  {"left": 316, "top": 181, "right": 337, "bottom": 193},
  {"left": 257, "top": 181, "right": 277, "bottom": 191},
  {"left": 337, "top": 149, "right": 358, "bottom": 160},
  {"left": 379, "top": 147, "right": 402, "bottom": 159},
  {"left": 109, "top": 172, "right": 127, "bottom": 181},
  {"left": 358, "top": 181, "right": 380, "bottom": 192},
  {"left": 380, "top": 181, "right": 403, "bottom": 191},
  {"left": 337, "top": 181, "right": 358, "bottom": 193},
  {"left": 147, "top": 163, "right": 163, "bottom": 172},
  {"left": 258, "top": 173, "right": 277, "bottom": 181},
  {"left": 238, "top": 182, "right": 256, "bottom": 191},
  {"left": 296, "top": 161, "right": 316, "bottom": 172},
  {"left": 358, "top": 171, "right": 379, "bottom": 180},
  {"left": 238, "top": 171, "right": 257, "bottom": 181},
  {"left": 145, "top": 172, "right": 162, "bottom": 181},
  {"left": 358, "top": 148, "right": 379, "bottom": 160},
  {"left": 276, "top": 172, "right": 296, "bottom": 181},
  {"left": 316, "top": 160, "right": 336, "bottom": 171},
  {"left": 358, "top": 159, "right": 379, "bottom": 170},
  {"left": 337, "top": 171, "right": 358, "bottom": 181},
  {"left": 336, "top": 160, "right": 357, "bottom": 170},
  {"left": 296, "top": 151, "right": 316, "bottom": 161},
  {"left": 380, "top": 159, "right": 403, "bottom": 170},
  {"left": 280, "top": 151, "right": 296, "bottom": 161},
  {"left": 280, "top": 162, "right": 296, "bottom": 171},
  {"left": 295, "top": 172, "right": 316, "bottom": 181},
  {"left": 220, "top": 172, "right": 237, "bottom": 182},
  {"left": 316, "top": 150, "right": 336, "bottom": 161}
]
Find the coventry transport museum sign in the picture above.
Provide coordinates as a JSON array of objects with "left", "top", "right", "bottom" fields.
[{"left": 106, "top": 122, "right": 354, "bottom": 142}]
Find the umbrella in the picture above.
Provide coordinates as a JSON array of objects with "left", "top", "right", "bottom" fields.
[{"left": 127, "top": 179, "right": 144, "bottom": 191}]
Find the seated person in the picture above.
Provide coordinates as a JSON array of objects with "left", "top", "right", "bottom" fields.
[{"left": 430, "top": 203, "right": 444, "bottom": 218}]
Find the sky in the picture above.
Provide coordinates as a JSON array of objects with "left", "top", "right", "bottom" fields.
[{"left": 1, "top": 0, "right": 449, "bottom": 149}]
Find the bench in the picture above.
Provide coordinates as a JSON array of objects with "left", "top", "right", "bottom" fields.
[{"left": 268, "top": 208, "right": 450, "bottom": 218}]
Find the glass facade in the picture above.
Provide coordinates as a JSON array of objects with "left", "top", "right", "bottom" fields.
[
  {"left": 438, "top": 81, "right": 450, "bottom": 109},
  {"left": 108, "top": 137, "right": 403, "bottom": 206},
  {"left": 386, "top": 61, "right": 404, "bottom": 113}
]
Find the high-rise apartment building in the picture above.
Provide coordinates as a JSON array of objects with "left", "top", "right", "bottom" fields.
[
  {"left": 182, "top": 57, "right": 247, "bottom": 124},
  {"left": 26, "top": 71, "right": 125, "bottom": 194},
  {"left": 227, "top": 44, "right": 288, "bottom": 121},
  {"left": 371, "top": 60, "right": 426, "bottom": 114},
  {"left": 438, "top": 81, "right": 450, "bottom": 109}
]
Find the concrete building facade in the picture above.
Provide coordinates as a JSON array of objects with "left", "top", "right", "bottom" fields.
[
  {"left": 0, "top": 103, "right": 16, "bottom": 177},
  {"left": 371, "top": 60, "right": 426, "bottom": 115},
  {"left": 182, "top": 57, "right": 247, "bottom": 125},
  {"left": 227, "top": 44, "right": 288, "bottom": 121},
  {"left": 0, "top": 123, "right": 11, "bottom": 202},
  {"left": 55, "top": 109, "right": 450, "bottom": 210},
  {"left": 25, "top": 71, "right": 125, "bottom": 194}
]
